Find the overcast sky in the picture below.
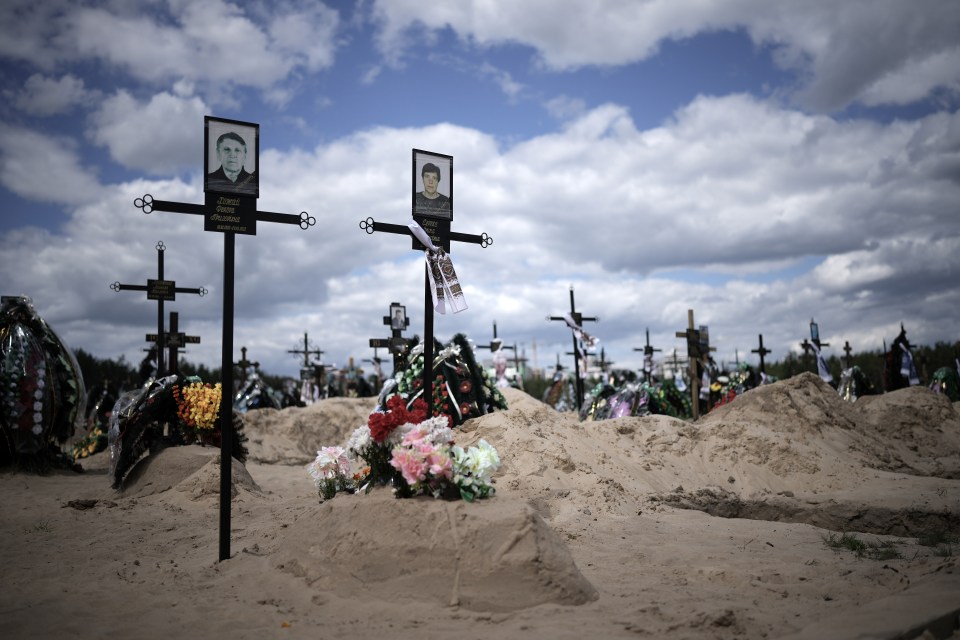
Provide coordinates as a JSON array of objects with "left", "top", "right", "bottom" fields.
[{"left": 1, "top": 0, "right": 958, "bottom": 382}]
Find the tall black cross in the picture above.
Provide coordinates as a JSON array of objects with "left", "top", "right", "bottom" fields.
[
  {"left": 145, "top": 311, "right": 201, "bottom": 376},
  {"left": 133, "top": 117, "right": 314, "bottom": 563},
  {"left": 288, "top": 332, "right": 323, "bottom": 368},
  {"left": 359, "top": 211, "right": 491, "bottom": 412},
  {"left": 234, "top": 346, "right": 259, "bottom": 385},
  {"left": 752, "top": 334, "right": 771, "bottom": 374},
  {"left": 633, "top": 328, "right": 662, "bottom": 382},
  {"left": 800, "top": 318, "right": 829, "bottom": 372},
  {"left": 368, "top": 302, "right": 411, "bottom": 374},
  {"left": 548, "top": 286, "right": 598, "bottom": 411},
  {"left": 111, "top": 241, "right": 207, "bottom": 377}
]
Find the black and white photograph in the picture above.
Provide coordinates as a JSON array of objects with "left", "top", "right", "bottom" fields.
[
  {"left": 204, "top": 116, "right": 259, "bottom": 198},
  {"left": 412, "top": 149, "right": 452, "bottom": 220},
  {"left": 389, "top": 303, "right": 406, "bottom": 330}
]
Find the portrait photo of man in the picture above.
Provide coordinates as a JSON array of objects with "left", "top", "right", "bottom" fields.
[
  {"left": 390, "top": 304, "right": 407, "bottom": 330},
  {"left": 205, "top": 117, "right": 259, "bottom": 198},
  {"left": 412, "top": 149, "right": 452, "bottom": 220}
]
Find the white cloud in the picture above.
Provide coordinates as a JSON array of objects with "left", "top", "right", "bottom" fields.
[
  {"left": 370, "top": 0, "right": 960, "bottom": 110},
  {"left": 3, "top": 95, "right": 958, "bottom": 378},
  {"left": 87, "top": 90, "right": 209, "bottom": 174},
  {"left": 0, "top": 126, "right": 102, "bottom": 205},
  {"left": 8, "top": 74, "right": 97, "bottom": 116},
  {"left": 0, "top": 0, "right": 343, "bottom": 98}
]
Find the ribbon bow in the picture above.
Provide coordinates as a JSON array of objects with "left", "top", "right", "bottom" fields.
[
  {"left": 408, "top": 221, "right": 468, "bottom": 314},
  {"left": 562, "top": 312, "right": 599, "bottom": 347}
]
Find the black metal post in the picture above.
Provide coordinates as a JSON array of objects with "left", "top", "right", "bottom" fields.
[{"left": 219, "top": 232, "right": 235, "bottom": 562}]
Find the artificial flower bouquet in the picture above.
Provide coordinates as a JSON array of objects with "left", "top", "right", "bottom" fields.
[
  {"left": 307, "top": 394, "right": 501, "bottom": 502},
  {"left": 172, "top": 379, "right": 223, "bottom": 444}
]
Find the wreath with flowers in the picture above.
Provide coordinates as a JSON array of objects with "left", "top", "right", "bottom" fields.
[
  {"left": 390, "top": 333, "right": 507, "bottom": 428},
  {"left": 108, "top": 375, "right": 248, "bottom": 489},
  {"left": 1, "top": 296, "right": 85, "bottom": 472}
]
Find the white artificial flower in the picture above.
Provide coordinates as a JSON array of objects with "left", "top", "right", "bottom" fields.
[{"left": 346, "top": 425, "right": 372, "bottom": 454}]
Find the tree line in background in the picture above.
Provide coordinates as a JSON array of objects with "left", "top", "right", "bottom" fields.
[
  {"left": 73, "top": 339, "right": 959, "bottom": 404},
  {"left": 764, "top": 340, "right": 960, "bottom": 393}
]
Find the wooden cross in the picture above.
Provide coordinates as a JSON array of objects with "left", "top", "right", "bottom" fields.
[
  {"left": 510, "top": 345, "right": 529, "bottom": 382},
  {"left": 633, "top": 328, "right": 662, "bottom": 382},
  {"left": 111, "top": 241, "right": 207, "bottom": 377},
  {"left": 234, "top": 346, "right": 259, "bottom": 385},
  {"left": 144, "top": 311, "right": 200, "bottom": 376},
  {"left": 368, "top": 302, "right": 411, "bottom": 374},
  {"left": 752, "top": 334, "right": 771, "bottom": 374},
  {"left": 359, "top": 197, "right": 491, "bottom": 412},
  {"left": 548, "top": 286, "right": 598, "bottom": 411},
  {"left": 288, "top": 332, "right": 323, "bottom": 368},
  {"left": 133, "top": 116, "right": 314, "bottom": 562},
  {"left": 674, "top": 309, "right": 714, "bottom": 420}
]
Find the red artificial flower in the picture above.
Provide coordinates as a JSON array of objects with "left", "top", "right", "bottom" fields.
[
  {"left": 459, "top": 402, "right": 471, "bottom": 416},
  {"left": 368, "top": 395, "right": 428, "bottom": 443},
  {"left": 459, "top": 380, "right": 472, "bottom": 394}
]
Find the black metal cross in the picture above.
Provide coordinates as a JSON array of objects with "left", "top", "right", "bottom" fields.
[
  {"left": 288, "top": 332, "right": 323, "bottom": 368},
  {"left": 801, "top": 318, "right": 829, "bottom": 372},
  {"left": 368, "top": 302, "right": 411, "bottom": 375},
  {"left": 145, "top": 311, "right": 200, "bottom": 376},
  {"left": 476, "top": 320, "right": 516, "bottom": 355},
  {"left": 234, "top": 346, "right": 259, "bottom": 385},
  {"left": 549, "top": 286, "right": 597, "bottom": 411},
  {"left": 111, "top": 241, "right": 207, "bottom": 377},
  {"left": 633, "top": 328, "right": 662, "bottom": 382},
  {"left": 752, "top": 334, "right": 771, "bottom": 374},
  {"left": 134, "top": 154, "right": 314, "bottom": 563},
  {"left": 842, "top": 340, "right": 853, "bottom": 369},
  {"left": 359, "top": 216, "right": 491, "bottom": 411}
]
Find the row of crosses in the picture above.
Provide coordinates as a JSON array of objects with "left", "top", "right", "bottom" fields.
[{"left": 110, "top": 241, "right": 206, "bottom": 377}]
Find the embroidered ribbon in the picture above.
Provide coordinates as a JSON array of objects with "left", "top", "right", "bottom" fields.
[
  {"left": 899, "top": 343, "right": 920, "bottom": 386},
  {"left": 408, "top": 222, "right": 468, "bottom": 314},
  {"left": 811, "top": 342, "right": 833, "bottom": 384},
  {"left": 562, "top": 313, "right": 599, "bottom": 347}
]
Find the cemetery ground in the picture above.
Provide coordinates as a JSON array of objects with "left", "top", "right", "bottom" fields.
[{"left": 2, "top": 376, "right": 959, "bottom": 640}]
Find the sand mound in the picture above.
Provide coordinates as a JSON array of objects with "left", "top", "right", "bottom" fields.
[
  {"left": 117, "top": 445, "right": 262, "bottom": 500},
  {"left": 242, "top": 397, "right": 377, "bottom": 464},
  {"left": 852, "top": 385, "right": 960, "bottom": 478},
  {"left": 459, "top": 377, "right": 960, "bottom": 536},
  {"left": 275, "top": 488, "right": 598, "bottom": 612}
]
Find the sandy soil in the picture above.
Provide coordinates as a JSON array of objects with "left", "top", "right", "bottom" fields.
[{"left": 2, "top": 372, "right": 958, "bottom": 639}]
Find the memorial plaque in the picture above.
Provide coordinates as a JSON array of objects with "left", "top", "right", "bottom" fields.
[
  {"left": 204, "top": 194, "right": 257, "bottom": 235},
  {"left": 147, "top": 279, "right": 176, "bottom": 301}
]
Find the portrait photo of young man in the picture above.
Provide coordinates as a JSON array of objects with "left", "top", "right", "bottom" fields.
[{"left": 412, "top": 149, "right": 452, "bottom": 220}]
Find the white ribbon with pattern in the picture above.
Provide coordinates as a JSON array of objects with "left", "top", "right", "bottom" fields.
[
  {"left": 562, "top": 313, "right": 599, "bottom": 347},
  {"left": 408, "top": 222, "right": 468, "bottom": 314}
]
